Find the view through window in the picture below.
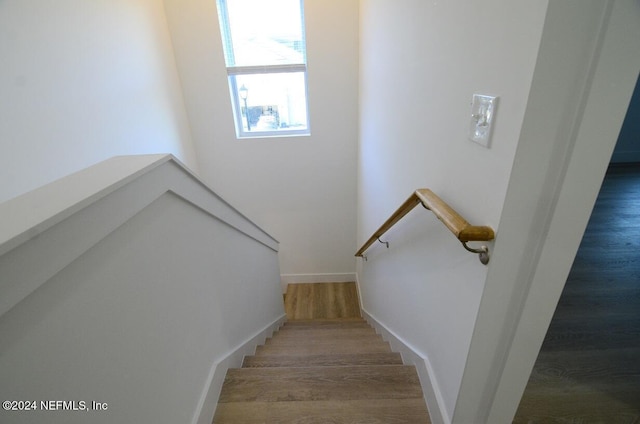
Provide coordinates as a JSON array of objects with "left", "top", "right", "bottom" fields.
[{"left": 216, "top": 0, "right": 310, "bottom": 138}]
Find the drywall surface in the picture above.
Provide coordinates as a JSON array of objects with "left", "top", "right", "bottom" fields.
[
  {"left": 357, "top": 0, "right": 548, "bottom": 421},
  {"left": 0, "top": 0, "right": 198, "bottom": 204},
  {"left": 0, "top": 157, "right": 284, "bottom": 423},
  {"left": 162, "top": 0, "right": 359, "bottom": 280}
]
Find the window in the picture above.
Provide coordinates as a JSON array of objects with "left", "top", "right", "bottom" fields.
[{"left": 216, "top": 0, "right": 310, "bottom": 138}]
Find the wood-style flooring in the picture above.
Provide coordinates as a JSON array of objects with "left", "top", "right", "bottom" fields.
[
  {"left": 514, "top": 163, "right": 640, "bottom": 423},
  {"left": 213, "top": 283, "right": 431, "bottom": 423},
  {"left": 284, "top": 282, "right": 361, "bottom": 320}
]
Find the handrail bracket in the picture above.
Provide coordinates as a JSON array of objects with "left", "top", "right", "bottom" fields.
[{"left": 461, "top": 241, "right": 490, "bottom": 265}]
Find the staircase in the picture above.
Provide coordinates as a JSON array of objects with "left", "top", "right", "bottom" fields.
[{"left": 212, "top": 284, "right": 431, "bottom": 423}]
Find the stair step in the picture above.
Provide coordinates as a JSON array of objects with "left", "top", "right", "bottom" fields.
[
  {"left": 284, "top": 317, "right": 367, "bottom": 323},
  {"left": 266, "top": 332, "right": 382, "bottom": 345},
  {"left": 242, "top": 352, "right": 404, "bottom": 368},
  {"left": 255, "top": 339, "right": 392, "bottom": 356},
  {"left": 218, "top": 365, "right": 424, "bottom": 403},
  {"left": 213, "top": 398, "right": 430, "bottom": 424},
  {"left": 281, "top": 318, "right": 371, "bottom": 330},
  {"left": 214, "top": 283, "right": 431, "bottom": 422},
  {"left": 272, "top": 327, "right": 377, "bottom": 338},
  {"left": 275, "top": 325, "right": 377, "bottom": 334}
]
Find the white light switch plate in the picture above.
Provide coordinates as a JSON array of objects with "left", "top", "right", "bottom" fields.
[{"left": 469, "top": 94, "right": 498, "bottom": 147}]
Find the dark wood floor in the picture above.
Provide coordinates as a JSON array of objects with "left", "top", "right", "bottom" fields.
[{"left": 515, "top": 163, "right": 640, "bottom": 423}]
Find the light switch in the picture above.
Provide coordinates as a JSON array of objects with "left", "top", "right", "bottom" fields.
[{"left": 469, "top": 94, "right": 498, "bottom": 148}]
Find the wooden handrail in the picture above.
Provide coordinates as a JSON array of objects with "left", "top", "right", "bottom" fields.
[{"left": 355, "top": 189, "right": 495, "bottom": 264}]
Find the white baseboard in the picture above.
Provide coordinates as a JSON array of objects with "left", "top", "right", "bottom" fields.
[
  {"left": 280, "top": 273, "right": 357, "bottom": 293},
  {"left": 361, "top": 308, "right": 450, "bottom": 424},
  {"left": 192, "top": 314, "right": 287, "bottom": 424}
]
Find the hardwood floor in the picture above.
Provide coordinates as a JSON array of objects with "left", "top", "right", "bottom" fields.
[
  {"left": 284, "top": 282, "right": 361, "bottom": 320},
  {"left": 515, "top": 163, "right": 640, "bottom": 423}
]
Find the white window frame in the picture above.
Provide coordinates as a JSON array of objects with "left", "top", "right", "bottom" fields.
[{"left": 217, "top": 0, "right": 311, "bottom": 139}]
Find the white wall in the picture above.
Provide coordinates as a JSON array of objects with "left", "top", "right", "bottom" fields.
[
  {"left": 0, "top": 0, "right": 199, "bottom": 204},
  {"left": 0, "top": 156, "right": 285, "bottom": 424},
  {"left": 357, "top": 0, "right": 548, "bottom": 421},
  {"left": 162, "top": 0, "right": 360, "bottom": 282}
]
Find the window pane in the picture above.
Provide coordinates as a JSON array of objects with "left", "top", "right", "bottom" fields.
[
  {"left": 233, "top": 72, "right": 308, "bottom": 135},
  {"left": 221, "top": 0, "right": 306, "bottom": 67}
]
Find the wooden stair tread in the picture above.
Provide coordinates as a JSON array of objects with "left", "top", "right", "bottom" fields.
[
  {"left": 272, "top": 327, "right": 378, "bottom": 338},
  {"left": 285, "top": 317, "right": 367, "bottom": 323},
  {"left": 213, "top": 399, "right": 430, "bottom": 424},
  {"left": 266, "top": 333, "right": 383, "bottom": 345},
  {"left": 282, "top": 318, "right": 369, "bottom": 329},
  {"left": 218, "top": 365, "right": 424, "bottom": 403},
  {"left": 255, "top": 340, "right": 392, "bottom": 356},
  {"left": 242, "top": 352, "right": 404, "bottom": 368},
  {"left": 281, "top": 322, "right": 372, "bottom": 331}
]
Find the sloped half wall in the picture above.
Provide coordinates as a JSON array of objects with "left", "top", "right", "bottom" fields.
[{"left": 0, "top": 155, "right": 285, "bottom": 424}]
